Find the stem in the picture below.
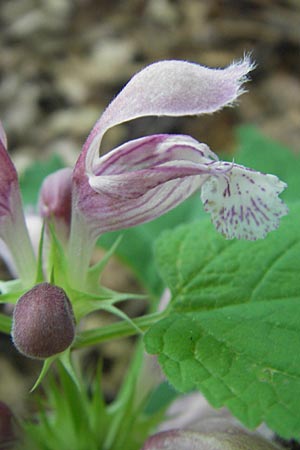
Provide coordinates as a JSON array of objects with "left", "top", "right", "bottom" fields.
[
  {"left": 67, "top": 210, "right": 96, "bottom": 289},
  {"left": 73, "top": 311, "right": 167, "bottom": 349},
  {"left": 4, "top": 201, "right": 37, "bottom": 287},
  {"left": 0, "top": 313, "right": 12, "bottom": 334}
]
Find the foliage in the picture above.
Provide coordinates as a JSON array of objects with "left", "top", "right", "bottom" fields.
[
  {"left": 144, "top": 203, "right": 300, "bottom": 439},
  {"left": 11, "top": 125, "right": 300, "bottom": 444},
  {"left": 21, "top": 356, "right": 167, "bottom": 450}
]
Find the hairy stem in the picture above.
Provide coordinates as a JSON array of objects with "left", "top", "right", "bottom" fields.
[{"left": 73, "top": 311, "right": 167, "bottom": 349}]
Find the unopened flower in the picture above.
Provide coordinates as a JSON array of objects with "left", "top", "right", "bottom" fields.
[
  {"left": 39, "top": 168, "right": 73, "bottom": 243},
  {"left": 12, "top": 282, "right": 75, "bottom": 359},
  {"left": 0, "top": 401, "right": 16, "bottom": 449},
  {"left": 0, "top": 122, "right": 36, "bottom": 285}
]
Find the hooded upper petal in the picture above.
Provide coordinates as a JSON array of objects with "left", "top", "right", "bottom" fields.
[{"left": 82, "top": 57, "right": 253, "bottom": 169}]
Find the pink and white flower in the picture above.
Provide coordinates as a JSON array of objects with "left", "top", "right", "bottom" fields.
[
  {"left": 68, "top": 57, "right": 288, "bottom": 283},
  {"left": 0, "top": 123, "right": 36, "bottom": 285},
  {"left": 0, "top": 57, "right": 288, "bottom": 288}
]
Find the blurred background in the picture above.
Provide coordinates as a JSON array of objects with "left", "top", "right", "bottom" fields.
[
  {"left": 1, "top": 0, "right": 299, "bottom": 170},
  {"left": 0, "top": 0, "right": 300, "bottom": 438}
]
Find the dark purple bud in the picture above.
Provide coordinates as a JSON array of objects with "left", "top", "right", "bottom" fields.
[
  {"left": 0, "top": 401, "right": 16, "bottom": 449},
  {"left": 12, "top": 283, "right": 75, "bottom": 359}
]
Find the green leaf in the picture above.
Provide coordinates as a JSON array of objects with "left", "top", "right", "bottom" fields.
[
  {"left": 19, "top": 154, "right": 65, "bottom": 206},
  {"left": 0, "top": 290, "right": 25, "bottom": 305},
  {"left": 35, "top": 222, "right": 46, "bottom": 284},
  {"left": 99, "top": 193, "right": 205, "bottom": 297},
  {"left": 30, "top": 357, "right": 54, "bottom": 392},
  {"left": 235, "top": 126, "right": 300, "bottom": 202},
  {"left": 144, "top": 202, "right": 300, "bottom": 439},
  {"left": 58, "top": 350, "right": 81, "bottom": 390},
  {"left": 70, "top": 284, "right": 146, "bottom": 319},
  {"left": 47, "top": 223, "right": 68, "bottom": 288},
  {"left": 23, "top": 365, "right": 110, "bottom": 450},
  {"left": 98, "top": 127, "right": 298, "bottom": 298},
  {"left": 86, "top": 236, "right": 123, "bottom": 291},
  {"left": 18, "top": 127, "right": 296, "bottom": 300},
  {"left": 0, "top": 313, "right": 12, "bottom": 334},
  {"left": 22, "top": 352, "right": 166, "bottom": 450},
  {"left": 73, "top": 311, "right": 166, "bottom": 349}
]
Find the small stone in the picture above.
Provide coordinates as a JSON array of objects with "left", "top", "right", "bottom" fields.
[
  {"left": 12, "top": 282, "right": 75, "bottom": 359},
  {"left": 142, "top": 429, "right": 282, "bottom": 450}
]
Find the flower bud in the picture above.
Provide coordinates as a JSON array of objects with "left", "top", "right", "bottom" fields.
[
  {"left": 0, "top": 121, "right": 36, "bottom": 285},
  {"left": 0, "top": 401, "right": 16, "bottom": 449},
  {"left": 39, "top": 168, "right": 73, "bottom": 243},
  {"left": 12, "top": 282, "right": 75, "bottom": 359}
]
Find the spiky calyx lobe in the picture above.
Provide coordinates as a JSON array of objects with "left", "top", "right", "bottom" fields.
[{"left": 12, "top": 283, "right": 75, "bottom": 359}]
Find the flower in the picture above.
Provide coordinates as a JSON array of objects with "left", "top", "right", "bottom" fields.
[
  {"left": 39, "top": 168, "right": 72, "bottom": 244},
  {"left": 0, "top": 401, "right": 16, "bottom": 449},
  {"left": 68, "top": 57, "right": 288, "bottom": 283},
  {"left": 0, "top": 57, "right": 288, "bottom": 289},
  {"left": 0, "top": 122, "right": 36, "bottom": 286}
]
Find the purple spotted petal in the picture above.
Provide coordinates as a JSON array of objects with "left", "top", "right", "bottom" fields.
[{"left": 201, "top": 163, "right": 288, "bottom": 240}]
